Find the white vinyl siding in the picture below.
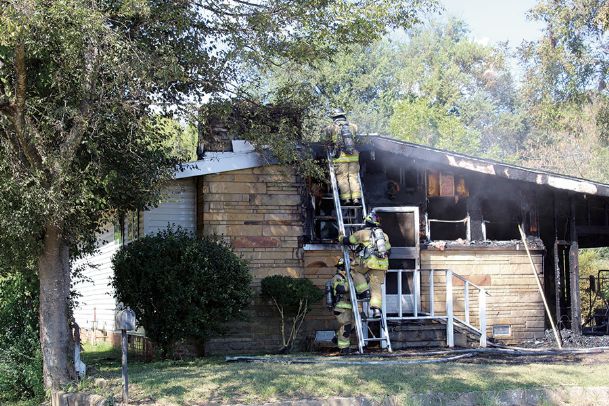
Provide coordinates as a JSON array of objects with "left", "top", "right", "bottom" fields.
[
  {"left": 73, "top": 178, "right": 197, "bottom": 332},
  {"left": 143, "top": 178, "right": 196, "bottom": 236},
  {"left": 73, "top": 226, "right": 119, "bottom": 332}
]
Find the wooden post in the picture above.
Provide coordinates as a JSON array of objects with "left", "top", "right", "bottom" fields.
[
  {"left": 466, "top": 195, "right": 484, "bottom": 241},
  {"left": 122, "top": 329, "right": 129, "bottom": 404},
  {"left": 446, "top": 270, "right": 454, "bottom": 348},
  {"left": 553, "top": 240, "right": 562, "bottom": 328},
  {"left": 518, "top": 225, "right": 562, "bottom": 348},
  {"left": 569, "top": 205, "right": 582, "bottom": 335}
]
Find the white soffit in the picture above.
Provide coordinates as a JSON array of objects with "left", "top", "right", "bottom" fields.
[{"left": 175, "top": 150, "right": 268, "bottom": 179}]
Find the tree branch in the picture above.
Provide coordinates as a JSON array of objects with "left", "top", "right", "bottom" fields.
[
  {"left": 59, "top": 39, "right": 99, "bottom": 164},
  {"left": 13, "top": 39, "right": 43, "bottom": 170}
]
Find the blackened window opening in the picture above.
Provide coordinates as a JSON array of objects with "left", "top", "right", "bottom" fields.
[
  {"left": 427, "top": 197, "right": 468, "bottom": 240},
  {"left": 481, "top": 198, "right": 521, "bottom": 240},
  {"left": 307, "top": 180, "right": 339, "bottom": 243}
]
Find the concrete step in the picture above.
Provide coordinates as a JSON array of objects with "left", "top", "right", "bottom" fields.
[{"left": 386, "top": 319, "right": 477, "bottom": 349}]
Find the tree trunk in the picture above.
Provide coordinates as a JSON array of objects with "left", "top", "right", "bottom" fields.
[{"left": 38, "top": 224, "right": 76, "bottom": 390}]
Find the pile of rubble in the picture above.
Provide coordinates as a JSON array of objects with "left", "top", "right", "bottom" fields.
[
  {"left": 521, "top": 329, "right": 609, "bottom": 348},
  {"left": 426, "top": 237, "right": 545, "bottom": 251}
]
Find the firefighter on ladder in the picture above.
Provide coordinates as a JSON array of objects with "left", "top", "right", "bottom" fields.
[
  {"left": 339, "top": 211, "right": 391, "bottom": 318},
  {"left": 324, "top": 108, "right": 361, "bottom": 205},
  {"left": 326, "top": 258, "right": 353, "bottom": 355}
]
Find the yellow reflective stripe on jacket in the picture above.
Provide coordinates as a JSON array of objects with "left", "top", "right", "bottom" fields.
[
  {"left": 332, "top": 274, "right": 349, "bottom": 293},
  {"left": 334, "top": 151, "right": 359, "bottom": 163},
  {"left": 354, "top": 281, "right": 369, "bottom": 292},
  {"left": 364, "top": 256, "right": 389, "bottom": 270},
  {"left": 337, "top": 337, "right": 350, "bottom": 348},
  {"left": 335, "top": 301, "right": 352, "bottom": 310}
]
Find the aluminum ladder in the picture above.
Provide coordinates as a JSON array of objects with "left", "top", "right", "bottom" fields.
[{"left": 326, "top": 150, "right": 392, "bottom": 353}]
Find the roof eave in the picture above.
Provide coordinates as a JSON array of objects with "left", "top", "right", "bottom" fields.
[{"left": 371, "top": 136, "right": 609, "bottom": 197}]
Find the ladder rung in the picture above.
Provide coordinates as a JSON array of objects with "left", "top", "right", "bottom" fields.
[
  {"left": 345, "top": 223, "right": 365, "bottom": 227},
  {"left": 364, "top": 338, "right": 387, "bottom": 342}
]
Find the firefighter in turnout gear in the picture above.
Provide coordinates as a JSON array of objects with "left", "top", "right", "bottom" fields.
[
  {"left": 324, "top": 108, "right": 361, "bottom": 205},
  {"left": 339, "top": 211, "right": 391, "bottom": 318},
  {"left": 326, "top": 258, "right": 354, "bottom": 354}
]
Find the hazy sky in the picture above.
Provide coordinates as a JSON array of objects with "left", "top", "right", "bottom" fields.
[{"left": 441, "top": 0, "right": 544, "bottom": 47}]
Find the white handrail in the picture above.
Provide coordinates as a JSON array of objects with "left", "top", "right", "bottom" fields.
[
  {"left": 446, "top": 270, "right": 454, "bottom": 348},
  {"left": 385, "top": 268, "right": 489, "bottom": 347}
]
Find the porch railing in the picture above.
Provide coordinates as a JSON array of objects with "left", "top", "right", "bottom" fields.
[{"left": 381, "top": 268, "right": 488, "bottom": 347}]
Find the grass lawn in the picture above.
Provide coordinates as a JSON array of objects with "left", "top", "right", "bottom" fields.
[{"left": 79, "top": 343, "right": 609, "bottom": 405}]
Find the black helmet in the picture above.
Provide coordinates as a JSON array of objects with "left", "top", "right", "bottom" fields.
[
  {"left": 330, "top": 108, "right": 346, "bottom": 119},
  {"left": 364, "top": 212, "right": 380, "bottom": 227}
]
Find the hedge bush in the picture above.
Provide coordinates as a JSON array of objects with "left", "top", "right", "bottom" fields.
[
  {"left": 112, "top": 227, "right": 252, "bottom": 358},
  {"left": 0, "top": 271, "right": 44, "bottom": 403},
  {"left": 261, "top": 275, "right": 323, "bottom": 353}
]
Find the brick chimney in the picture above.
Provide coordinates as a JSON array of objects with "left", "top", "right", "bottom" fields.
[{"left": 197, "top": 113, "right": 233, "bottom": 158}]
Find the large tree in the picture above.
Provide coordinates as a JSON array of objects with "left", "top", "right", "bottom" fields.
[
  {"left": 518, "top": 0, "right": 609, "bottom": 181},
  {"left": 0, "top": 0, "right": 434, "bottom": 392},
  {"left": 389, "top": 19, "right": 524, "bottom": 159},
  {"left": 261, "top": 19, "right": 524, "bottom": 159}
]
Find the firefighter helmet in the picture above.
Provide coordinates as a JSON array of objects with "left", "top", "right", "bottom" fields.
[
  {"left": 364, "top": 211, "right": 380, "bottom": 227},
  {"left": 336, "top": 257, "right": 345, "bottom": 270},
  {"left": 330, "top": 108, "right": 346, "bottom": 119}
]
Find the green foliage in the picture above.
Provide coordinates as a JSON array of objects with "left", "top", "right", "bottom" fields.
[
  {"left": 579, "top": 248, "right": 609, "bottom": 320},
  {"left": 261, "top": 275, "right": 323, "bottom": 352},
  {"left": 0, "top": 0, "right": 436, "bottom": 392},
  {"left": 111, "top": 227, "right": 252, "bottom": 358},
  {"left": 521, "top": 0, "right": 609, "bottom": 105},
  {"left": 0, "top": 271, "right": 44, "bottom": 403},
  {"left": 389, "top": 19, "right": 523, "bottom": 159},
  {"left": 262, "top": 19, "right": 524, "bottom": 160},
  {"left": 157, "top": 117, "right": 198, "bottom": 162},
  {"left": 516, "top": 1, "right": 609, "bottom": 181},
  {"left": 390, "top": 97, "right": 481, "bottom": 155},
  {"left": 200, "top": 100, "right": 325, "bottom": 179},
  {"left": 261, "top": 275, "right": 323, "bottom": 314}
]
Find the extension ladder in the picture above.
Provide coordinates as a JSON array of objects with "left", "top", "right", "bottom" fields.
[{"left": 326, "top": 150, "right": 392, "bottom": 353}]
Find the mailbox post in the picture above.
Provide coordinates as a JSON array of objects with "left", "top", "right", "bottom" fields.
[{"left": 115, "top": 307, "right": 136, "bottom": 404}]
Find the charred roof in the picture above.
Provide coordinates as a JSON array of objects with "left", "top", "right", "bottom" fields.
[{"left": 370, "top": 136, "right": 609, "bottom": 197}]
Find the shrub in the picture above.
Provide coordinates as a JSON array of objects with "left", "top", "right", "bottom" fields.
[
  {"left": 0, "top": 271, "right": 44, "bottom": 403},
  {"left": 261, "top": 275, "right": 323, "bottom": 353},
  {"left": 111, "top": 227, "right": 252, "bottom": 358}
]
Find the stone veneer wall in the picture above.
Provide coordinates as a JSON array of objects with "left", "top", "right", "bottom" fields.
[
  {"left": 302, "top": 248, "right": 546, "bottom": 346},
  {"left": 420, "top": 248, "right": 546, "bottom": 344},
  {"left": 199, "top": 165, "right": 307, "bottom": 353}
]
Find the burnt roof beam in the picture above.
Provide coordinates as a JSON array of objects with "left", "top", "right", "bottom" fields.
[{"left": 371, "top": 137, "right": 609, "bottom": 198}]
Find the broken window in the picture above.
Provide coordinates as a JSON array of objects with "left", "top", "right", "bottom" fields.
[
  {"left": 481, "top": 198, "right": 521, "bottom": 240},
  {"left": 305, "top": 179, "right": 339, "bottom": 243},
  {"left": 426, "top": 171, "right": 469, "bottom": 241}
]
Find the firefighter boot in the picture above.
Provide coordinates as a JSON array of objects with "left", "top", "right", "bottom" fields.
[
  {"left": 339, "top": 347, "right": 352, "bottom": 356},
  {"left": 356, "top": 289, "right": 371, "bottom": 301}
]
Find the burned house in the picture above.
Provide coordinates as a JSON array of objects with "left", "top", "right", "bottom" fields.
[{"left": 75, "top": 135, "right": 609, "bottom": 352}]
